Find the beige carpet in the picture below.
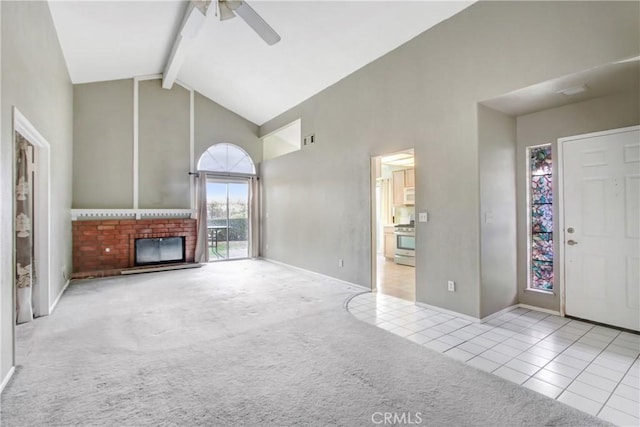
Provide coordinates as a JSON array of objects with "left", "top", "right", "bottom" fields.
[{"left": 1, "top": 260, "right": 610, "bottom": 426}]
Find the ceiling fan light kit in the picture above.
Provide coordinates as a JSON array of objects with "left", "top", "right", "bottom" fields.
[
  {"left": 212, "top": 0, "right": 281, "bottom": 45},
  {"left": 191, "top": 0, "right": 212, "bottom": 16},
  {"left": 218, "top": 0, "right": 237, "bottom": 21}
]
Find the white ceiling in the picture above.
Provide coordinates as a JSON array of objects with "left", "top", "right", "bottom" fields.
[{"left": 48, "top": 1, "right": 475, "bottom": 125}]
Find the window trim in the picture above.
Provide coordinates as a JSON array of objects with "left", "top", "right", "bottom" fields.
[
  {"left": 197, "top": 143, "right": 256, "bottom": 175},
  {"left": 526, "top": 143, "right": 555, "bottom": 295}
]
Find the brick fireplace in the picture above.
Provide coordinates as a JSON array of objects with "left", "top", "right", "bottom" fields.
[{"left": 72, "top": 218, "right": 197, "bottom": 278}]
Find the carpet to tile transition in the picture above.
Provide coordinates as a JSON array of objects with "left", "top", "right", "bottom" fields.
[{"left": 1, "top": 260, "right": 610, "bottom": 426}]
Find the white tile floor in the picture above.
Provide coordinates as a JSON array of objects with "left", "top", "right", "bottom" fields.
[{"left": 347, "top": 292, "right": 640, "bottom": 427}]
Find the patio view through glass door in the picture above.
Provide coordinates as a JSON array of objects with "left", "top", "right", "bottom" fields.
[{"left": 207, "top": 180, "right": 249, "bottom": 260}]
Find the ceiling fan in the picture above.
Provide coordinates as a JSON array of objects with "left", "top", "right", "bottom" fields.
[
  {"left": 163, "top": 0, "right": 280, "bottom": 90},
  {"left": 192, "top": 0, "right": 281, "bottom": 45}
]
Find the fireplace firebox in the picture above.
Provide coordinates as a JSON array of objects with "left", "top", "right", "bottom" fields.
[{"left": 135, "top": 237, "right": 185, "bottom": 266}]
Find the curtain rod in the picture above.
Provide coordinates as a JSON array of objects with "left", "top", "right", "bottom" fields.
[{"left": 189, "top": 172, "right": 259, "bottom": 180}]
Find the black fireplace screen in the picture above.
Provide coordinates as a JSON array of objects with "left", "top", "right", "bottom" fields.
[{"left": 135, "top": 237, "right": 185, "bottom": 266}]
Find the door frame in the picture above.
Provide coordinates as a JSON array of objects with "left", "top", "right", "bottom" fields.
[
  {"left": 13, "top": 107, "right": 52, "bottom": 318},
  {"left": 557, "top": 125, "right": 640, "bottom": 319},
  {"left": 370, "top": 150, "right": 417, "bottom": 299},
  {"left": 205, "top": 174, "right": 251, "bottom": 261},
  {"left": 370, "top": 156, "right": 377, "bottom": 293}
]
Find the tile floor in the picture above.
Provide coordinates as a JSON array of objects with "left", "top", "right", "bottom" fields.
[
  {"left": 347, "top": 292, "right": 640, "bottom": 426},
  {"left": 376, "top": 255, "right": 415, "bottom": 301}
]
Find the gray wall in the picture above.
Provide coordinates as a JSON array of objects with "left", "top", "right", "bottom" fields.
[
  {"left": 139, "top": 79, "right": 190, "bottom": 209},
  {"left": 1, "top": 1, "right": 73, "bottom": 382},
  {"left": 73, "top": 81, "right": 261, "bottom": 209},
  {"left": 73, "top": 80, "right": 133, "bottom": 208},
  {"left": 478, "top": 105, "right": 517, "bottom": 318},
  {"left": 259, "top": 1, "right": 639, "bottom": 318},
  {"left": 516, "top": 92, "right": 640, "bottom": 312}
]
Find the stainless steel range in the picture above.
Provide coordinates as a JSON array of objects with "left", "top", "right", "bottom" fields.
[{"left": 394, "top": 224, "right": 415, "bottom": 267}]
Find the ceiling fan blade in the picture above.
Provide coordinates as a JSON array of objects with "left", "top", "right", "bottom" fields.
[{"left": 234, "top": 1, "right": 281, "bottom": 45}]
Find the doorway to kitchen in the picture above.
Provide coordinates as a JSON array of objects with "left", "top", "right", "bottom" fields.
[{"left": 371, "top": 149, "right": 416, "bottom": 301}]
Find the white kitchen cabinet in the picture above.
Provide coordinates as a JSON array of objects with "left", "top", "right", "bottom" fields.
[
  {"left": 383, "top": 226, "right": 396, "bottom": 259},
  {"left": 392, "top": 170, "right": 405, "bottom": 206},
  {"left": 405, "top": 168, "right": 415, "bottom": 187},
  {"left": 392, "top": 169, "right": 415, "bottom": 206}
]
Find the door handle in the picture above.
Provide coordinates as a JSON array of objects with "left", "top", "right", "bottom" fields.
[{"left": 567, "top": 240, "right": 578, "bottom": 246}]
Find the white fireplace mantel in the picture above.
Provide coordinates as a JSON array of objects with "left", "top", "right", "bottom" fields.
[{"left": 70, "top": 209, "right": 196, "bottom": 221}]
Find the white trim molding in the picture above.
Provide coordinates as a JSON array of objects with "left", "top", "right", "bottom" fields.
[
  {"left": 263, "top": 258, "right": 369, "bottom": 291},
  {"left": 0, "top": 366, "right": 15, "bottom": 393},
  {"left": 49, "top": 279, "right": 70, "bottom": 313},
  {"left": 414, "top": 301, "right": 558, "bottom": 324},
  {"left": 133, "top": 77, "right": 139, "bottom": 209},
  {"left": 71, "top": 209, "right": 196, "bottom": 221},
  {"left": 13, "top": 107, "right": 52, "bottom": 318},
  {"left": 189, "top": 87, "right": 195, "bottom": 210},
  {"left": 518, "top": 303, "right": 560, "bottom": 316},
  {"left": 415, "top": 301, "right": 483, "bottom": 323}
]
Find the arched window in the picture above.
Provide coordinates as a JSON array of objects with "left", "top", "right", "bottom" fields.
[{"left": 197, "top": 143, "right": 255, "bottom": 175}]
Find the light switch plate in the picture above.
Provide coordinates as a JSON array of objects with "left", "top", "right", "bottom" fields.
[
  {"left": 484, "top": 211, "right": 494, "bottom": 224},
  {"left": 418, "top": 212, "right": 428, "bottom": 222}
]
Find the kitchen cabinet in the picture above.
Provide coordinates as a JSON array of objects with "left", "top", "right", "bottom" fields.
[
  {"left": 405, "top": 168, "right": 415, "bottom": 187},
  {"left": 392, "top": 168, "right": 415, "bottom": 206},
  {"left": 383, "top": 226, "right": 396, "bottom": 259},
  {"left": 392, "top": 170, "right": 405, "bottom": 206}
]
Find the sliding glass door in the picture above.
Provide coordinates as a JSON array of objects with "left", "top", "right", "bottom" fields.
[{"left": 206, "top": 179, "right": 249, "bottom": 260}]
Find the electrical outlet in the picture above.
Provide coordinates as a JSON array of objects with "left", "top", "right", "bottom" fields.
[
  {"left": 338, "top": 259, "right": 344, "bottom": 268},
  {"left": 447, "top": 280, "right": 455, "bottom": 292},
  {"left": 419, "top": 212, "right": 428, "bottom": 222}
]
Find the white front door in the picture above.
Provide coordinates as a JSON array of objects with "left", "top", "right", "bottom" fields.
[{"left": 562, "top": 126, "right": 639, "bottom": 331}]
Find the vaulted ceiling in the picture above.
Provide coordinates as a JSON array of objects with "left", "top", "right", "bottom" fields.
[{"left": 48, "top": 1, "right": 475, "bottom": 125}]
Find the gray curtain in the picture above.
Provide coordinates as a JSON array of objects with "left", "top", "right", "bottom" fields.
[
  {"left": 15, "top": 133, "right": 33, "bottom": 324},
  {"left": 249, "top": 177, "right": 260, "bottom": 258},
  {"left": 194, "top": 172, "right": 209, "bottom": 263}
]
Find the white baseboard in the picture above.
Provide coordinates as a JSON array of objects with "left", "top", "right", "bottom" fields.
[
  {"left": 518, "top": 303, "right": 560, "bottom": 316},
  {"left": 414, "top": 301, "right": 482, "bottom": 323},
  {"left": 413, "top": 301, "right": 559, "bottom": 324},
  {"left": 264, "top": 258, "right": 561, "bottom": 321},
  {"left": 481, "top": 304, "right": 521, "bottom": 323},
  {"left": 0, "top": 366, "right": 15, "bottom": 393},
  {"left": 49, "top": 279, "right": 70, "bottom": 313},
  {"left": 262, "top": 258, "right": 370, "bottom": 291}
]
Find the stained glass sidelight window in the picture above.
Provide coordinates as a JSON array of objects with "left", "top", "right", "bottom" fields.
[{"left": 529, "top": 145, "right": 553, "bottom": 291}]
